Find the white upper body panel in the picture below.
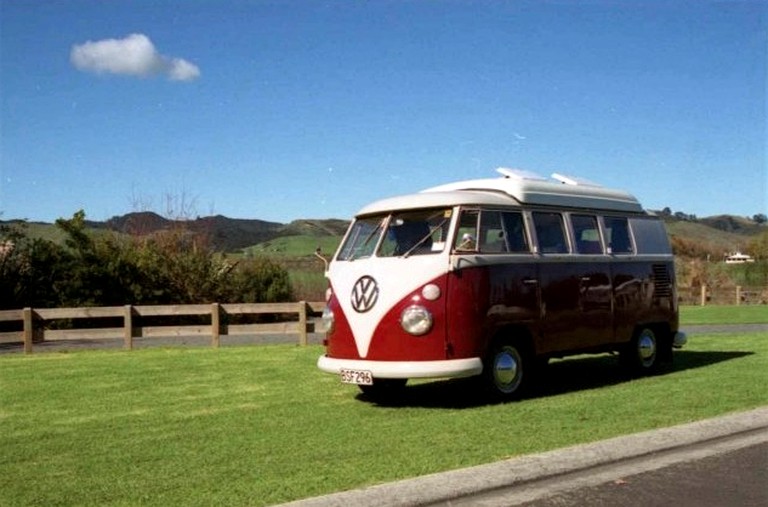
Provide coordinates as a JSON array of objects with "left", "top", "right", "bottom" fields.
[
  {"left": 355, "top": 190, "right": 516, "bottom": 216},
  {"left": 355, "top": 168, "right": 645, "bottom": 217}
]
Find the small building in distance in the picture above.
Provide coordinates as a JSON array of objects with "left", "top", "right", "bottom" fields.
[{"left": 724, "top": 251, "right": 755, "bottom": 264}]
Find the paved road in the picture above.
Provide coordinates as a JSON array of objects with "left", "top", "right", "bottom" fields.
[
  {"left": 685, "top": 323, "right": 768, "bottom": 335},
  {"left": 446, "top": 424, "right": 768, "bottom": 506},
  {"left": 514, "top": 441, "right": 767, "bottom": 507}
]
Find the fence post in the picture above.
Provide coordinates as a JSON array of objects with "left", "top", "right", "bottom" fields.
[
  {"left": 700, "top": 285, "right": 707, "bottom": 306},
  {"left": 123, "top": 305, "right": 133, "bottom": 350},
  {"left": 298, "top": 301, "right": 308, "bottom": 347},
  {"left": 211, "top": 303, "right": 220, "bottom": 348},
  {"left": 23, "top": 307, "right": 33, "bottom": 354},
  {"left": 735, "top": 286, "right": 742, "bottom": 306}
]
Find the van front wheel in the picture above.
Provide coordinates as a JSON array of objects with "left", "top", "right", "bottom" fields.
[{"left": 484, "top": 342, "right": 527, "bottom": 400}]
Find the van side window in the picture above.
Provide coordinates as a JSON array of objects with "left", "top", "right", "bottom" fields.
[
  {"left": 479, "top": 211, "right": 506, "bottom": 253},
  {"left": 501, "top": 212, "right": 529, "bottom": 253},
  {"left": 533, "top": 212, "right": 569, "bottom": 254},
  {"left": 629, "top": 217, "right": 671, "bottom": 254},
  {"left": 454, "top": 210, "right": 479, "bottom": 251},
  {"left": 604, "top": 216, "right": 634, "bottom": 254},
  {"left": 571, "top": 214, "right": 603, "bottom": 254}
]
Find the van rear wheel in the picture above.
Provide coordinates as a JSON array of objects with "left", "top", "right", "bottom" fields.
[
  {"left": 483, "top": 341, "right": 528, "bottom": 400},
  {"left": 621, "top": 327, "right": 659, "bottom": 374}
]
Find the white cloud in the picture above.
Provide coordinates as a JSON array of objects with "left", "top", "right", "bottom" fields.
[{"left": 70, "top": 33, "right": 200, "bottom": 81}]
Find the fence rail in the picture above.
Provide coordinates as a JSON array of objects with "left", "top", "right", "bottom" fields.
[
  {"left": 0, "top": 302, "right": 326, "bottom": 354},
  {"left": 678, "top": 285, "right": 768, "bottom": 306}
]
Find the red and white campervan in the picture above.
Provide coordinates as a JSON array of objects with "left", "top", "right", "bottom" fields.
[{"left": 317, "top": 168, "right": 686, "bottom": 399}]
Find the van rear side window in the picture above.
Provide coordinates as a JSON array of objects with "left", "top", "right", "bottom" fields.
[
  {"left": 630, "top": 218, "right": 671, "bottom": 254},
  {"left": 604, "top": 216, "right": 634, "bottom": 254},
  {"left": 571, "top": 214, "right": 603, "bottom": 254}
]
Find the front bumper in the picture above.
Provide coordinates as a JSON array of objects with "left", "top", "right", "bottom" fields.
[{"left": 317, "top": 355, "right": 483, "bottom": 380}]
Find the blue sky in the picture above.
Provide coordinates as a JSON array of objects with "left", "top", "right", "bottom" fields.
[{"left": 1, "top": 0, "right": 766, "bottom": 224}]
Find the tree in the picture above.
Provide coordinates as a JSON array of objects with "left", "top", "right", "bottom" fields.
[
  {"left": 753, "top": 213, "right": 767, "bottom": 225},
  {"left": 1, "top": 210, "right": 295, "bottom": 309},
  {"left": 0, "top": 221, "right": 73, "bottom": 309}
]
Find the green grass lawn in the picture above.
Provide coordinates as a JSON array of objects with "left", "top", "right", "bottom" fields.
[
  {"left": 1, "top": 331, "right": 766, "bottom": 506},
  {"left": 680, "top": 304, "right": 768, "bottom": 325}
]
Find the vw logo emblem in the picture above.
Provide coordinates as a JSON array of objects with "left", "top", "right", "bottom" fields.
[{"left": 351, "top": 276, "right": 379, "bottom": 313}]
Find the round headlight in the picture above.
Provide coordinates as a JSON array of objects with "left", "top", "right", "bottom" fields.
[
  {"left": 321, "top": 306, "right": 335, "bottom": 334},
  {"left": 400, "top": 305, "right": 433, "bottom": 336}
]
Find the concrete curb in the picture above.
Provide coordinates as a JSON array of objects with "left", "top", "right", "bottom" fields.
[{"left": 277, "top": 406, "right": 768, "bottom": 507}]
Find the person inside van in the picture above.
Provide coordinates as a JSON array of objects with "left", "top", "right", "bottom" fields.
[
  {"left": 392, "top": 221, "right": 432, "bottom": 255},
  {"left": 456, "top": 233, "right": 476, "bottom": 251}
]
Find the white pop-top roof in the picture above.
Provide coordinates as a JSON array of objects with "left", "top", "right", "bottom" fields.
[{"left": 356, "top": 168, "right": 644, "bottom": 216}]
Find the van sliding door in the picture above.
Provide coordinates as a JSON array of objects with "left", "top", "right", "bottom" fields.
[
  {"left": 534, "top": 212, "right": 613, "bottom": 354},
  {"left": 446, "top": 209, "right": 539, "bottom": 359}
]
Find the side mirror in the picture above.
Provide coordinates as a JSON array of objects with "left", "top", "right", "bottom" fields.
[{"left": 314, "top": 247, "right": 329, "bottom": 272}]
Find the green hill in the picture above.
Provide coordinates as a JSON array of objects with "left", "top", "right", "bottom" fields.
[
  {"left": 663, "top": 219, "right": 756, "bottom": 258},
  {"left": 242, "top": 235, "right": 341, "bottom": 258}
]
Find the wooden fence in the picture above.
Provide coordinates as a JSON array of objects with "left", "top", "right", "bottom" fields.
[
  {"left": 0, "top": 302, "right": 326, "bottom": 354},
  {"left": 678, "top": 285, "right": 767, "bottom": 306}
]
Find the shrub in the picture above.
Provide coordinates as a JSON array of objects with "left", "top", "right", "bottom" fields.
[{"left": 0, "top": 211, "right": 294, "bottom": 309}]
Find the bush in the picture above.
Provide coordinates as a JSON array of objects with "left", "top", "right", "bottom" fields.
[{"left": 0, "top": 211, "right": 294, "bottom": 309}]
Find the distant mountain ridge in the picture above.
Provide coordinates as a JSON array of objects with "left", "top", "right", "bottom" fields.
[
  {"left": 79, "top": 212, "right": 349, "bottom": 252},
  {"left": 698, "top": 215, "right": 765, "bottom": 235}
]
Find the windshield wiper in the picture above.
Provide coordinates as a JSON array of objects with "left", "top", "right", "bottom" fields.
[{"left": 402, "top": 218, "right": 448, "bottom": 258}]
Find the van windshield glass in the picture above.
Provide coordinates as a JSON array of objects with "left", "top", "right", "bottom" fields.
[
  {"left": 337, "top": 216, "right": 386, "bottom": 260},
  {"left": 337, "top": 208, "right": 452, "bottom": 261},
  {"left": 379, "top": 208, "right": 452, "bottom": 257}
]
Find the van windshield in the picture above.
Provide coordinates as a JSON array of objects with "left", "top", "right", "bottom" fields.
[{"left": 337, "top": 208, "right": 452, "bottom": 260}]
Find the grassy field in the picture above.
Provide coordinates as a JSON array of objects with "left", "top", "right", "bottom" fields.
[
  {"left": 235, "top": 235, "right": 340, "bottom": 301},
  {"left": 1, "top": 330, "right": 766, "bottom": 506},
  {"left": 680, "top": 304, "right": 768, "bottom": 325},
  {"left": 242, "top": 235, "right": 341, "bottom": 258}
]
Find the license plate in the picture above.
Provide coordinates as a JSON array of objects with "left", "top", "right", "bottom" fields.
[{"left": 340, "top": 368, "right": 373, "bottom": 385}]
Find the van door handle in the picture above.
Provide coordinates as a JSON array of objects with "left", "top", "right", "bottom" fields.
[
  {"left": 581, "top": 276, "right": 591, "bottom": 282},
  {"left": 523, "top": 278, "right": 539, "bottom": 285}
]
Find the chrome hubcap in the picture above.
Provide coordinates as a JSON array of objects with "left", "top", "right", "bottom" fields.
[
  {"left": 494, "top": 347, "right": 521, "bottom": 392},
  {"left": 638, "top": 331, "right": 656, "bottom": 366}
]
